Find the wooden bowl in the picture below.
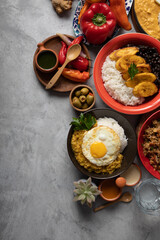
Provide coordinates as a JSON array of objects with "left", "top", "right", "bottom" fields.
[{"left": 69, "top": 84, "right": 96, "bottom": 112}]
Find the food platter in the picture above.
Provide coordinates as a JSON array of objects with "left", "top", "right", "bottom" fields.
[
  {"left": 33, "top": 34, "right": 91, "bottom": 92},
  {"left": 67, "top": 108, "right": 137, "bottom": 179},
  {"left": 73, "top": 0, "right": 133, "bottom": 45},
  {"left": 138, "top": 110, "right": 160, "bottom": 180},
  {"left": 131, "top": 0, "right": 160, "bottom": 41},
  {"left": 93, "top": 33, "right": 160, "bottom": 115}
]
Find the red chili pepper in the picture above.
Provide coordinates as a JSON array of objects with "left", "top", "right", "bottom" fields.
[
  {"left": 70, "top": 56, "right": 89, "bottom": 71},
  {"left": 68, "top": 36, "right": 83, "bottom": 49},
  {"left": 80, "top": 3, "right": 116, "bottom": 45},
  {"left": 58, "top": 41, "right": 67, "bottom": 65}
]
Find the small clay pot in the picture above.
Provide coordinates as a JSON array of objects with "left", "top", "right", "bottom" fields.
[
  {"left": 98, "top": 179, "right": 122, "bottom": 202},
  {"left": 35, "top": 42, "right": 58, "bottom": 73}
]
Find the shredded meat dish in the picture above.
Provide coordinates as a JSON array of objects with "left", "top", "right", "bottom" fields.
[{"left": 143, "top": 119, "right": 160, "bottom": 173}]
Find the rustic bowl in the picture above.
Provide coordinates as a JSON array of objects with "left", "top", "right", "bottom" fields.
[{"left": 69, "top": 84, "right": 96, "bottom": 112}]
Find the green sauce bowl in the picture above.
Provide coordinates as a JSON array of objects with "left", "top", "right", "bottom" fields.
[{"left": 35, "top": 42, "right": 58, "bottom": 73}]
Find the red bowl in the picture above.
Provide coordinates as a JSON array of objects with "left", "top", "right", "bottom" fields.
[
  {"left": 138, "top": 110, "right": 160, "bottom": 179},
  {"left": 93, "top": 33, "right": 160, "bottom": 115}
]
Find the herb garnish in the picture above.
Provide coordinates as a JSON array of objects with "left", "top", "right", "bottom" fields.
[
  {"left": 128, "top": 63, "right": 139, "bottom": 80},
  {"left": 70, "top": 113, "right": 96, "bottom": 131}
]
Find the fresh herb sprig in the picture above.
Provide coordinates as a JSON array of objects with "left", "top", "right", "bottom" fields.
[
  {"left": 128, "top": 63, "right": 139, "bottom": 80},
  {"left": 70, "top": 113, "right": 96, "bottom": 131}
]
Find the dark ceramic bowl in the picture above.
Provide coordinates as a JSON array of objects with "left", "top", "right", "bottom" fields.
[{"left": 67, "top": 108, "right": 137, "bottom": 179}]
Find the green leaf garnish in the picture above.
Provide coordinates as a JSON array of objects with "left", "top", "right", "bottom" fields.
[
  {"left": 70, "top": 113, "right": 96, "bottom": 131},
  {"left": 128, "top": 63, "right": 139, "bottom": 80}
]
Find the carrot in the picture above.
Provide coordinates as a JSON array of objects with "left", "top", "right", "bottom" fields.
[
  {"left": 109, "top": 0, "right": 132, "bottom": 31},
  {"left": 78, "top": 2, "right": 90, "bottom": 25}
]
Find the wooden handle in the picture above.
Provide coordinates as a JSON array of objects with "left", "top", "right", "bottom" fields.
[
  {"left": 46, "top": 59, "right": 69, "bottom": 89},
  {"left": 93, "top": 199, "right": 120, "bottom": 212}
]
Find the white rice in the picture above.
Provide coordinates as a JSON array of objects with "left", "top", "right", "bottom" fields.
[
  {"left": 97, "top": 117, "right": 128, "bottom": 153},
  {"left": 101, "top": 56, "right": 145, "bottom": 106}
]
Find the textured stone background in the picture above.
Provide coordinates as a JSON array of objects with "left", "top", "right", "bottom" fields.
[{"left": 0, "top": 1, "right": 159, "bottom": 240}]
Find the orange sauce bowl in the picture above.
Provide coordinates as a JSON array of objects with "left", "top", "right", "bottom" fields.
[{"left": 98, "top": 179, "right": 122, "bottom": 201}]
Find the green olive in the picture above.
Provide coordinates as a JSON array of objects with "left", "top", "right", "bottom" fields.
[
  {"left": 82, "top": 103, "right": 89, "bottom": 109},
  {"left": 75, "top": 90, "right": 81, "bottom": 97},
  {"left": 79, "top": 95, "right": 86, "bottom": 103},
  {"left": 72, "top": 97, "right": 82, "bottom": 108},
  {"left": 80, "top": 87, "right": 89, "bottom": 95},
  {"left": 86, "top": 94, "right": 94, "bottom": 105}
]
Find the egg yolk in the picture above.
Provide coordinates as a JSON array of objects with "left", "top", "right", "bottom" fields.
[{"left": 90, "top": 142, "right": 107, "bottom": 158}]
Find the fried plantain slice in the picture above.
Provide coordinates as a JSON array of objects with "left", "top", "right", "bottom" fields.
[
  {"left": 122, "top": 64, "right": 151, "bottom": 81},
  {"left": 109, "top": 47, "right": 139, "bottom": 61},
  {"left": 116, "top": 55, "right": 146, "bottom": 72},
  {"left": 133, "top": 82, "right": 158, "bottom": 97},
  {"left": 125, "top": 73, "right": 157, "bottom": 88},
  {"left": 109, "top": 49, "right": 119, "bottom": 61}
]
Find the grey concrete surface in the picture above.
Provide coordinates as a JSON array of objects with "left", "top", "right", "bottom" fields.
[{"left": 0, "top": 1, "right": 160, "bottom": 240}]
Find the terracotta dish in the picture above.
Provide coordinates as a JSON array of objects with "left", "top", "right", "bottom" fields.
[
  {"left": 67, "top": 108, "right": 137, "bottom": 179},
  {"left": 93, "top": 33, "right": 160, "bottom": 115},
  {"left": 33, "top": 34, "right": 91, "bottom": 92},
  {"left": 138, "top": 110, "right": 160, "bottom": 179},
  {"left": 98, "top": 179, "right": 122, "bottom": 201},
  {"left": 35, "top": 42, "right": 59, "bottom": 73}
]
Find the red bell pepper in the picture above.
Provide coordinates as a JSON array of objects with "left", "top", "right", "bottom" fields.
[{"left": 80, "top": 3, "right": 116, "bottom": 45}]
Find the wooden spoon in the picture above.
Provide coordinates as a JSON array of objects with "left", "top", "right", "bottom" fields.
[
  {"left": 46, "top": 44, "right": 81, "bottom": 89},
  {"left": 93, "top": 192, "right": 132, "bottom": 212}
]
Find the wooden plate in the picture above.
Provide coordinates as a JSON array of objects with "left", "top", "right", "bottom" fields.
[{"left": 33, "top": 34, "right": 91, "bottom": 92}]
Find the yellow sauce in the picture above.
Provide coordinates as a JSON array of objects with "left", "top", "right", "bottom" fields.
[{"left": 134, "top": 0, "right": 160, "bottom": 40}]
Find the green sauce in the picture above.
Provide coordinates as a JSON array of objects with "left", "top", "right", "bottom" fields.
[{"left": 37, "top": 51, "right": 56, "bottom": 69}]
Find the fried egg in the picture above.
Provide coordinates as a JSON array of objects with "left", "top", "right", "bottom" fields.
[{"left": 82, "top": 126, "right": 121, "bottom": 166}]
